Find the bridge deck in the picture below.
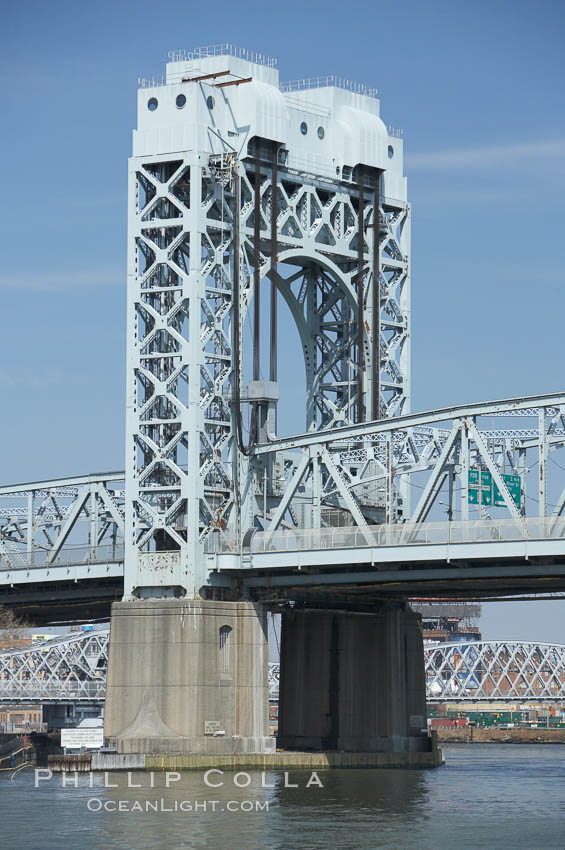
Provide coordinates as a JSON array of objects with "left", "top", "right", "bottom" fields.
[
  {"left": 0, "top": 519, "right": 564, "bottom": 614},
  {"left": 209, "top": 519, "right": 565, "bottom": 599}
]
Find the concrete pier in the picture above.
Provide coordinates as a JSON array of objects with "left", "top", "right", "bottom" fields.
[
  {"left": 104, "top": 599, "right": 430, "bottom": 759},
  {"left": 104, "top": 599, "right": 275, "bottom": 755},
  {"left": 277, "top": 605, "right": 428, "bottom": 753}
]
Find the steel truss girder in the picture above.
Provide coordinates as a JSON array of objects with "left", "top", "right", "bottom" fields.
[
  {"left": 425, "top": 640, "right": 565, "bottom": 702},
  {"left": 3, "top": 392, "right": 562, "bottom": 575},
  {"left": 254, "top": 392, "right": 565, "bottom": 454},
  {"left": 2, "top": 631, "right": 564, "bottom": 706},
  {"left": 0, "top": 474, "right": 125, "bottom": 569},
  {"left": 0, "top": 630, "right": 109, "bottom": 703},
  {"left": 248, "top": 392, "right": 565, "bottom": 537}
]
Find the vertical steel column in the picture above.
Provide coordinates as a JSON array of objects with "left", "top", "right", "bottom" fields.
[
  {"left": 312, "top": 449, "right": 321, "bottom": 529},
  {"left": 372, "top": 174, "right": 381, "bottom": 420},
  {"left": 232, "top": 167, "right": 241, "bottom": 407},
  {"left": 89, "top": 485, "right": 98, "bottom": 555},
  {"left": 26, "top": 491, "right": 34, "bottom": 565},
  {"left": 518, "top": 445, "right": 527, "bottom": 517},
  {"left": 111, "top": 520, "right": 118, "bottom": 559},
  {"left": 539, "top": 408, "right": 547, "bottom": 518},
  {"left": 232, "top": 162, "right": 245, "bottom": 523},
  {"left": 253, "top": 149, "right": 261, "bottom": 382},
  {"left": 460, "top": 420, "right": 470, "bottom": 522},
  {"left": 357, "top": 167, "right": 365, "bottom": 423},
  {"left": 385, "top": 432, "right": 393, "bottom": 524},
  {"left": 447, "top": 465, "right": 454, "bottom": 522},
  {"left": 270, "top": 145, "right": 278, "bottom": 383}
]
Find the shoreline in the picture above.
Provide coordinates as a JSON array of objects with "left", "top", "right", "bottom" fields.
[{"left": 436, "top": 727, "right": 565, "bottom": 744}]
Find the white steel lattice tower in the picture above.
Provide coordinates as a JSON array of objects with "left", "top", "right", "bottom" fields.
[{"left": 125, "top": 46, "right": 410, "bottom": 598}]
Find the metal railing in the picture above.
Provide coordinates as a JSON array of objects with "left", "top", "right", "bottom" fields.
[
  {"left": 0, "top": 542, "right": 124, "bottom": 572},
  {"left": 0, "top": 682, "right": 106, "bottom": 702},
  {"left": 138, "top": 76, "right": 166, "bottom": 89},
  {"left": 4, "top": 518, "right": 565, "bottom": 567},
  {"left": 281, "top": 76, "right": 378, "bottom": 99},
  {"left": 209, "top": 517, "right": 565, "bottom": 555},
  {"left": 168, "top": 45, "right": 277, "bottom": 67}
]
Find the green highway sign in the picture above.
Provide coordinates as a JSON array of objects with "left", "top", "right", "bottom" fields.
[
  {"left": 468, "top": 470, "right": 521, "bottom": 509},
  {"left": 494, "top": 474, "right": 522, "bottom": 509},
  {"left": 468, "top": 470, "right": 492, "bottom": 506}
]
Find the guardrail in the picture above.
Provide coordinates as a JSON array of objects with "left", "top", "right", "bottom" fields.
[
  {"left": 171, "top": 44, "right": 277, "bottom": 67},
  {"left": 4, "top": 517, "right": 565, "bottom": 570},
  {"left": 208, "top": 517, "right": 565, "bottom": 555},
  {"left": 0, "top": 543, "right": 124, "bottom": 572},
  {"left": 0, "top": 682, "right": 106, "bottom": 701},
  {"left": 281, "top": 75, "right": 378, "bottom": 98}
]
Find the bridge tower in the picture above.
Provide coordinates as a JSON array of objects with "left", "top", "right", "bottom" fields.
[{"left": 105, "top": 45, "right": 418, "bottom": 756}]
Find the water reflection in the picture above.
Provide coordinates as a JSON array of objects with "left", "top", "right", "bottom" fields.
[
  {"left": 1, "top": 746, "right": 564, "bottom": 850},
  {"left": 270, "top": 768, "right": 429, "bottom": 820},
  {"left": 1, "top": 765, "right": 429, "bottom": 850}
]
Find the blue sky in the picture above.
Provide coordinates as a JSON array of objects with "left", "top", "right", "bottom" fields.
[{"left": 2, "top": 0, "right": 565, "bottom": 640}]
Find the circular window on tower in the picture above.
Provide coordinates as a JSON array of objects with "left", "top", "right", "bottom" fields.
[
  {"left": 206, "top": 95, "right": 215, "bottom": 110},
  {"left": 147, "top": 97, "right": 158, "bottom": 111},
  {"left": 300, "top": 121, "right": 308, "bottom": 135},
  {"left": 388, "top": 145, "right": 394, "bottom": 159},
  {"left": 176, "top": 94, "right": 186, "bottom": 109},
  {"left": 317, "top": 126, "right": 325, "bottom": 140}
]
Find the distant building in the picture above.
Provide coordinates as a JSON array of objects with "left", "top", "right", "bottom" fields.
[
  {"left": 411, "top": 601, "right": 482, "bottom": 644},
  {"left": 0, "top": 705, "right": 43, "bottom": 725}
]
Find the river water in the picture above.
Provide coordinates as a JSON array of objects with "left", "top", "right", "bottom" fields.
[{"left": 1, "top": 745, "right": 564, "bottom": 849}]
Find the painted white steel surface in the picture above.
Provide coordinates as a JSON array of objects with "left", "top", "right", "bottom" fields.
[{"left": 125, "top": 47, "right": 409, "bottom": 596}]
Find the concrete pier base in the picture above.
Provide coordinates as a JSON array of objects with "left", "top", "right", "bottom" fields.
[
  {"left": 277, "top": 604, "right": 428, "bottom": 753},
  {"left": 104, "top": 599, "right": 275, "bottom": 755},
  {"left": 50, "top": 748, "right": 444, "bottom": 772}
]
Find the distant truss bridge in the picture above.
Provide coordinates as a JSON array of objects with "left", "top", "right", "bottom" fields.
[{"left": 1, "top": 632, "right": 564, "bottom": 705}]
